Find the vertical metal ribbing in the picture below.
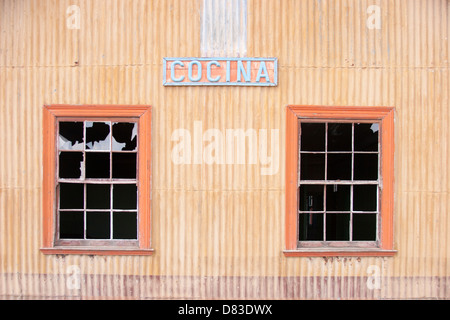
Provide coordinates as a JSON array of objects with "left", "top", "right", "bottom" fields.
[{"left": 201, "top": 0, "right": 247, "bottom": 57}]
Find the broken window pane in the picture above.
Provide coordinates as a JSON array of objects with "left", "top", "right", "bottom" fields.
[
  {"left": 353, "top": 213, "right": 377, "bottom": 241},
  {"left": 113, "top": 212, "right": 137, "bottom": 239},
  {"left": 299, "top": 213, "right": 323, "bottom": 241},
  {"left": 59, "top": 152, "right": 84, "bottom": 179},
  {"left": 86, "top": 212, "right": 110, "bottom": 239},
  {"left": 113, "top": 184, "right": 137, "bottom": 209},
  {"left": 87, "top": 184, "right": 110, "bottom": 209},
  {"left": 112, "top": 122, "right": 137, "bottom": 151},
  {"left": 86, "top": 121, "right": 111, "bottom": 150},
  {"left": 328, "top": 123, "right": 352, "bottom": 151},
  {"left": 327, "top": 153, "right": 352, "bottom": 180},
  {"left": 301, "top": 123, "right": 325, "bottom": 151},
  {"left": 300, "top": 153, "right": 325, "bottom": 180},
  {"left": 59, "top": 122, "right": 84, "bottom": 150},
  {"left": 112, "top": 153, "right": 137, "bottom": 179},
  {"left": 326, "top": 185, "right": 350, "bottom": 211},
  {"left": 85, "top": 152, "right": 110, "bottom": 179},
  {"left": 299, "top": 185, "right": 324, "bottom": 211},
  {"left": 355, "top": 123, "right": 379, "bottom": 152},
  {"left": 59, "top": 183, "right": 84, "bottom": 209},
  {"left": 59, "top": 211, "right": 84, "bottom": 239},
  {"left": 354, "top": 153, "right": 378, "bottom": 181},
  {"left": 326, "top": 213, "right": 350, "bottom": 241},
  {"left": 353, "top": 185, "right": 378, "bottom": 211}
]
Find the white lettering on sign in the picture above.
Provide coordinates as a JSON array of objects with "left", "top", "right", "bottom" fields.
[{"left": 163, "top": 58, "right": 277, "bottom": 86}]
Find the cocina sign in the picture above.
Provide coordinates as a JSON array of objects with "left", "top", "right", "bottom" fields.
[{"left": 163, "top": 57, "right": 278, "bottom": 86}]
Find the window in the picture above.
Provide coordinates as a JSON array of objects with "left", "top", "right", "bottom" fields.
[
  {"left": 41, "top": 105, "right": 153, "bottom": 255},
  {"left": 285, "top": 106, "right": 396, "bottom": 256}
]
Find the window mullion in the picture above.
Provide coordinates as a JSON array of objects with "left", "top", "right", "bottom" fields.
[
  {"left": 110, "top": 121, "right": 113, "bottom": 240},
  {"left": 324, "top": 123, "right": 328, "bottom": 242},
  {"left": 350, "top": 123, "right": 354, "bottom": 241},
  {"left": 83, "top": 183, "right": 87, "bottom": 240}
]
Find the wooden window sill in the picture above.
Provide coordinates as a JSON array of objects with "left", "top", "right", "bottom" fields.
[
  {"left": 283, "top": 249, "right": 397, "bottom": 257},
  {"left": 41, "top": 247, "right": 155, "bottom": 256}
]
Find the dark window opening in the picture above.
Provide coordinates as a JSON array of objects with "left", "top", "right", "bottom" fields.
[
  {"left": 59, "top": 152, "right": 83, "bottom": 179},
  {"left": 113, "top": 122, "right": 137, "bottom": 151},
  {"left": 57, "top": 121, "right": 139, "bottom": 242},
  {"left": 86, "top": 152, "right": 110, "bottom": 178},
  {"left": 298, "top": 122, "right": 380, "bottom": 244}
]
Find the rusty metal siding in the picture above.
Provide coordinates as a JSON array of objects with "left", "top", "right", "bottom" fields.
[
  {"left": 201, "top": 0, "right": 248, "bottom": 57},
  {"left": 0, "top": 0, "right": 449, "bottom": 299}
]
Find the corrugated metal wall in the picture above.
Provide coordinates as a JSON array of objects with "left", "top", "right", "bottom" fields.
[{"left": 0, "top": 0, "right": 449, "bottom": 299}]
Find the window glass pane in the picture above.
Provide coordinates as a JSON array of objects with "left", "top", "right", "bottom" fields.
[
  {"left": 85, "top": 152, "right": 110, "bottom": 178},
  {"left": 326, "top": 185, "right": 350, "bottom": 211},
  {"left": 353, "top": 213, "right": 377, "bottom": 241},
  {"left": 86, "top": 212, "right": 110, "bottom": 239},
  {"left": 60, "top": 183, "right": 84, "bottom": 209},
  {"left": 327, "top": 123, "right": 352, "bottom": 151},
  {"left": 60, "top": 212, "right": 84, "bottom": 239},
  {"left": 112, "top": 153, "right": 137, "bottom": 179},
  {"left": 354, "top": 154, "right": 378, "bottom": 181},
  {"left": 327, "top": 153, "right": 352, "bottom": 180},
  {"left": 299, "top": 213, "right": 323, "bottom": 241},
  {"left": 86, "top": 121, "right": 111, "bottom": 150},
  {"left": 355, "top": 123, "right": 379, "bottom": 151},
  {"left": 113, "top": 212, "right": 137, "bottom": 239},
  {"left": 112, "top": 122, "right": 137, "bottom": 151},
  {"left": 300, "top": 153, "right": 325, "bottom": 180},
  {"left": 87, "top": 184, "right": 110, "bottom": 209},
  {"left": 113, "top": 184, "right": 137, "bottom": 209},
  {"left": 301, "top": 123, "right": 325, "bottom": 151},
  {"left": 353, "top": 185, "right": 378, "bottom": 211},
  {"left": 299, "top": 185, "right": 324, "bottom": 211},
  {"left": 59, "top": 152, "right": 84, "bottom": 179},
  {"left": 59, "top": 122, "right": 84, "bottom": 150},
  {"left": 326, "top": 213, "right": 350, "bottom": 241}
]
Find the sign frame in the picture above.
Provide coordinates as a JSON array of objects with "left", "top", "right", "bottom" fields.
[{"left": 163, "top": 57, "right": 278, "bottom": 87}]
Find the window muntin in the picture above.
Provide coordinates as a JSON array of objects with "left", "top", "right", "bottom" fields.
[
  {"left": 56, "top": 120, "right": 139, "bottom": 246},
  {"left": 298, "top": 121, "right": 381, "bottom": 247}
]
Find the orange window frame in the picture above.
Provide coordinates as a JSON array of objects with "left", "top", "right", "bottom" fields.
[
  {"left": 41, "top": 105, "right": 153, "bottom": 256},
  {"left": 284, "top": 106, "right": 396, "bottom": 257}
]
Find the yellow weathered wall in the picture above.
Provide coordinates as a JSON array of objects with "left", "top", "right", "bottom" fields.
[{"left": 0, "top": 0, "right": 448, "bottom": 299}]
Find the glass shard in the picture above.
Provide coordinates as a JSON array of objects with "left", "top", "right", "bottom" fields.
[
  {"left": 59, "top": 122, "right": 84, "bottom": 150},
  {"left": 355, "top": 123, "right": 379, "bottom": 151},
  {"left": 112, "top": 122, "right": 137, "bottom": 151},
  {"left": 86, "top": 121, "right": 111, "bottom": 150}
]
